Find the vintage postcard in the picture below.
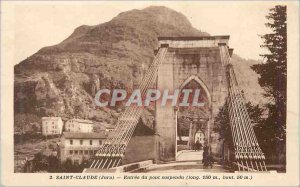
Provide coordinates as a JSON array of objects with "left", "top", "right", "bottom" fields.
[{"left": 1, "top": 1, "right": 299, "bottom": 186}]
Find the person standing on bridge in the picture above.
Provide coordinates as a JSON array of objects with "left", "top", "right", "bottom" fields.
[
  {"left": 195, "top": 140, "right": 200, "bottom": 151},
  {"left": 202, "top": 145, "right": 213, "bottom": 168},
  {"left": 199, "top": 143, "right": 203, "bottom": 150}
]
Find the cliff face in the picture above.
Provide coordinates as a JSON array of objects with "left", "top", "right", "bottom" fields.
[{"left": 14, "top": 6, "right": 264, "bottom": 129}]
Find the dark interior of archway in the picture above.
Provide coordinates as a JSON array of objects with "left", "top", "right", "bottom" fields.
[{"left": 177, "top": 79, "right": 209, "bottom": 151}]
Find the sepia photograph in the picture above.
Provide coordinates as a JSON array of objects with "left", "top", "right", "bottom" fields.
[{"left": 1, "top": 1, "right": 299, "bottom": 186}]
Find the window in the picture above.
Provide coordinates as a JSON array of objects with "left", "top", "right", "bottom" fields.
[
  {"left": 80, "top": 140, "right": 83, "bottom": 145},
  {"left": 89, "top": 150, "right": 93, "bottom": 155},
  {"left": 99, "top": 140, "right": 102, "bottom": 145},
  {"left": 74, "top": 150, "right": 78, "bottom": 154},
  {"left": 84, "top": 150, "right": 88, "bottom": 155},
  {"left": 90, "top": 140, "right": 93, "bottom": 145},
  {"left": 70, "top": 139, "right": 73, "bottom": 145},
  {"left": 69, "top": 150, "right": 73, "bottom": 154}
]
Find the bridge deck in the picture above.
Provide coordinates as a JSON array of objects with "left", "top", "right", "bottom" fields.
[
  {"left": 137, "top": 161, "right": 232, "bottom": 173},
  {"left": 176, "top": 150, "right": 203, "bottom": 161},
  {"left": 135, "top": 150, "right": 232, "bottom": 173}
]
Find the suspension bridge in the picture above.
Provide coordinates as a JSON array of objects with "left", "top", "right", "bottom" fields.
[{"left": 86, "top": 36, "right": 267, "bottom": 172}]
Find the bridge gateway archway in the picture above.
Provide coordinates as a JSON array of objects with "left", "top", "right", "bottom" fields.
[
  {"left": 155, "top": 36, "right": 229, "bottom": 162},
  {"left": 88, "top": 36, "right": 267, "bottom": 172},
  {"left": 175, "top": 75, "right": 211, "bottom": 160}
]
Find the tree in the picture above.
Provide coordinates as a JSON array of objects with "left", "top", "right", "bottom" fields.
[
  {"left": 214, "top": 101, "right": 230, "bottom": 142},
  {"left": 31, "top": 153, "right": 49, "bottom": 172},
  {"left": 14, "top": 113, "right": 41, "bottom": 134},
  {"left": 252, "top": 5, "right": 286, "bottom": 101},
  {"left": 61, "top": 158, "right": 76, "bottom": 173},
  {"left": 47, "top": 155, "right": 61, "bottom": 173},
  {"left": 214, "top": 100, "right": 264, "bottom": 151},
  {"left": 251, "top": 5, "right": 287, "bottom": 164}
]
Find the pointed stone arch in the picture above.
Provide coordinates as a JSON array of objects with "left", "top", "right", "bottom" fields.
[{"left": 178, "top": 75, "right": 212, "bottom": 108}]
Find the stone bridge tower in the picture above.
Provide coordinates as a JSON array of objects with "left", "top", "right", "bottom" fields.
[{"left": 155, "top": 36, "right": 231, "bottom": 162}]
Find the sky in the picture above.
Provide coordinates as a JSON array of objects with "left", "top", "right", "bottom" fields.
[{"left": 11, "top": 1, "right": 288, "bottom": 64}]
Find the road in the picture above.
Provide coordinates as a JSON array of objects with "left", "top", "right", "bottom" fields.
[
  {"left": 138, "top": 150, "right": 232, "bottom": 173},
  {"left": 176, "top": 150, "right": 203, "bottom": 161}
]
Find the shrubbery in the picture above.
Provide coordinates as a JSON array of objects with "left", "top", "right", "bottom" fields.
[{"left": 27, "top": 153, "right": 90, "bottom": 173}]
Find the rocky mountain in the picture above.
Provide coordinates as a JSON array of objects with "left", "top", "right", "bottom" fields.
[
  {"left": 230, "top": 54, "right": 266, "bottom": 106},
  {"left": 14, "top": 6, "right": 265, "bottom": 130}
]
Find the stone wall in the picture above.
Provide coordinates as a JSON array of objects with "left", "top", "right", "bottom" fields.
[{"left": 122, "top": 135, "right": 157, "bottom": 165}]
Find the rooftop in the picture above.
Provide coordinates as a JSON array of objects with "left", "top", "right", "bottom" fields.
[
  {"left": 62, "top": 132, "right": 107, "bottom": 139},
  {"left": 158, "top": 35, "right": 230, "bottom": 41},
  {"left": 68, "top": 118, "right": 94, "bottom": 124},
  {"left": 42, "top": 117, "right": 62, "bottom": 120},
  {"left": 157, "top": 35, "right": 230, "bottom": 49}
]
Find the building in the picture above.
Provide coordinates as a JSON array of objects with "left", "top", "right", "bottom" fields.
[
  {"left": 41, "top": 117, "right": 63, "bottom": 136},
  {"left": 59, "top": 132, "right": 107, "bottom": 164},
  {"left": 105, "top": 126, "right": 114, "bottom": 133},
  {"left": 95, "top": 121, "right": 114, "bottom": 133},
  {"left": 65, "top": 119, "right": 94, "bottom": 133},
  {"left": 194, "top": 130, "right": 205, "bottom": 145}
]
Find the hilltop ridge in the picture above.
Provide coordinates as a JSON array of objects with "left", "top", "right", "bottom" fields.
[{"left": 14, "top": 6, "right": 265, "bottom": 132}]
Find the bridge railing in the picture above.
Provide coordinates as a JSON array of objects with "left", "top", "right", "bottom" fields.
[
  {"left": 219, "top": 44, "right": 267, "bottom": 172},
  {"left": 89, "top": 46, "right": 168, "bottom": 169}
]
